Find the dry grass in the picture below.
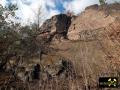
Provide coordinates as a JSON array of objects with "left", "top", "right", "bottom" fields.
[{"left": 1, "top": 28, "right": 120, "bottom": 90}]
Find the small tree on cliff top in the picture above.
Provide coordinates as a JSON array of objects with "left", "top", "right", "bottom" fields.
[{"left": 99, "top": 0, "right": 106, "bottom": 5}]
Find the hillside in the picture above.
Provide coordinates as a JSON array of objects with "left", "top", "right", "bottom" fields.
[
  {"left": 42, "top": 3, "right": 120, "bottom": 90},
  {"left": 0, "top": 3, "right": 120, "bottom": 90}
]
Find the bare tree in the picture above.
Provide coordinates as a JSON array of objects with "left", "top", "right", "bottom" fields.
[
  {"left": 34, "top": 6, "right": 43, "bottom": 63},
  {"left": 30, "top": 6, "right": 47, "bottom": 64},
  {"left": 30, "top": 6, "right": 42, "bottom": 31}
]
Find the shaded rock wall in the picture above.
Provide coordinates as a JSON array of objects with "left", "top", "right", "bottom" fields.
[{"left": 39, "top": 14, "right": 72, "bottom": 41}]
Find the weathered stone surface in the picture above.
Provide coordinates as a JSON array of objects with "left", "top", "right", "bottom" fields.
[
  {"left": 42, "top": 55, "right": 66, "bottom": 77},
  {"left": 39, "top": 14, "right": 72, "bottom": 41},
  {"left": 1, "top": 3, "right": 120, "bottom": 90},
  {"left": 67, "top": 4, "right": 120, "bottom": 41}
]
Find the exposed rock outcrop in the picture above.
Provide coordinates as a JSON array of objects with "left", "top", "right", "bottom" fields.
[
  {"left": 39, "top": 14, "right": 72, "bottom": 41},
  {"left": 67, "top": 3, "right": 120, "bottom": 41},
  {"left": 1, "top": 3, "right": 120, "bottom": 90}
]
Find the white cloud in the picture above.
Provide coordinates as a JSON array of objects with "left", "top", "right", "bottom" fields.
[
  {"left": 1, "top": 0, "right": 120, "bottom": 25},
  {"left": 46, "top": 0, "right": 56, "bottom": 8},
  {"left": 15, "top": 0, "right": 60, "bottom": 25},
  {"left": 64, "top": 0, "right": 100, "bottom": 15},
  {"left": 48, "top": 9, "right": 60, "bottom": 18},
  {"left": 0, "top": 0, "right": 6, "bottom": 7},
  {"left": 106, "top": 0, "right": 120, "bottom": 3}
]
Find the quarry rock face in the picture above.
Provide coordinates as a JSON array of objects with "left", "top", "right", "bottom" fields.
[
  {"left": 39, "top": 4, "right": 120, "bottom": 42},
  {"left": 67, "top": 3, "right": 120, "bottom": 41},
  {"left": 39, "top": 14, "right": 71, "bottom": 38},
  {"left": 1, "top": 3, "right": 120, "bottom": 90}
]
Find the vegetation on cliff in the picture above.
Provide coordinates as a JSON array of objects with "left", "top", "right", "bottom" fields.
[{"left": 0, "top": 2, "right": 120, "bottom": 90}]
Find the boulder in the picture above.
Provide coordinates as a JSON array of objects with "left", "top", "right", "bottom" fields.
[{"left": 41, "top": 55, "right": 74, "bottom": 78}]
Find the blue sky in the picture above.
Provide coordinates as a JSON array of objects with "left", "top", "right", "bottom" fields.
[{"left": 0, "top": 0, "right": 120, "bottom": 25}]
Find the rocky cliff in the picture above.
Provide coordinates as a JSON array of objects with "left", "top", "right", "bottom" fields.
[
  {"left": 36, "top": 3, "right": 120, "bottom": 90},
  {"left": 0, "top": 3, "right": 120, "bottom": 90},
  {"left": 67, "top": 3, "right": 120, "bottom": 41},
  {"left": 39, "top": 14, "right": 72, "bottom": 42}
]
